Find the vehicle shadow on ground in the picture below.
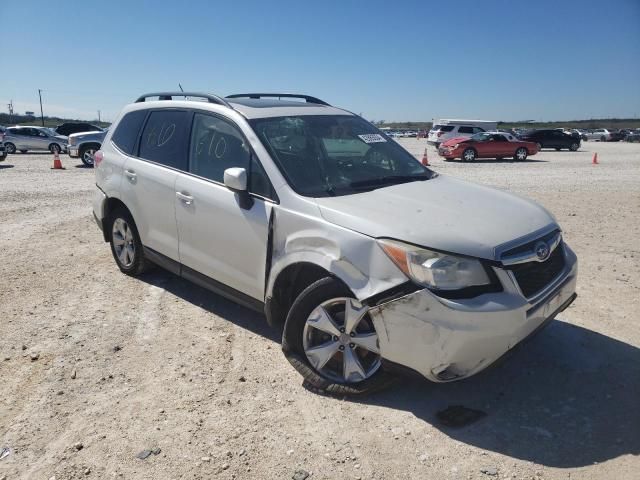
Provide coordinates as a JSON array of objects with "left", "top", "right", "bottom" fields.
[
  {"left": 74, "top": 164, "right": 93, "bottom": 169},
  {"left": 0, "top": 164, "right": 14, "bottom": 169},
  {"left": 446, "top": 159, "right": 548, "bottom": 164},
  {"left": 137, "top": 268, "right": 280, "bottom": 342},
  {"left": 358, "top": 318, "right": 640, "bottom": 468},
  {"left": 130, "top": 269, "right": 639, "bottom": 467}
]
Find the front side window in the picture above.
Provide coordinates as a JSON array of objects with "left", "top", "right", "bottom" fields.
[
  {"left": 250, "top": 115, "right": 433, "bottom": 197},
  {"left": 189, "top": 113, "right": 251, "bottom": 183},
  {"left": 458, "top": 126, "right": 474, "bottom": 134},
  {"left": 139, "top": 110, "right": 190, "bottom": 170},
  {"left": 471, "top": 132, "right": 491, "bottom": 142}
]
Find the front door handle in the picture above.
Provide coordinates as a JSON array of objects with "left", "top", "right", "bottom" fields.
[
  {"left": 124, "top": 169, "right": 137, "bottom": 182},
  {"left": 176, "top": 191, "right": 194, "bottom": 205}
]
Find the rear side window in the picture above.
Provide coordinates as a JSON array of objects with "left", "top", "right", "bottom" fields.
[
  {"left": 472, "top": 127, "right": 485, "bottom": 133},
  {"left": 139, "top": 110, "right": 190, "bottom": 170},
  {"left": 440, "top": 125, "right": 455, "bottom": 132},
  {"left": 112, "top": 110, "right": 148, "bottom": 155}
]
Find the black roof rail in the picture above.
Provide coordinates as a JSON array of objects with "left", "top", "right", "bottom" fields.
[
  {"left": 225, "top": 93, "right": 330, "bottom": 106},
  {"left": 135, "top": 92, "right": 232, "bottom": 108}
]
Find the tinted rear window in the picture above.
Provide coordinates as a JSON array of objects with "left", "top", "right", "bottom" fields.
[
  {"left": 112, "top": 110, "right": 148, "bottom": 155},
  {"left": 139, "top": 110, "right": 190, "bottom": 170}
]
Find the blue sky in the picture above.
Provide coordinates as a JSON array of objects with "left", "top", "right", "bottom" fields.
[{"left": 1, "top": 0, "right": 639, "bottom": 123}]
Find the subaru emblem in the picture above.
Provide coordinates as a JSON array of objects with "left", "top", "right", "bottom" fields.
[{"left": 535, "top": 241, "right": 550, "bottom": 261}]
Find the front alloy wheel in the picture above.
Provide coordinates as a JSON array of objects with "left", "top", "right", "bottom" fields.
[
  {"left": 303, "top": 298, "right": 381, "bottom": 384},
  {"left": 515, "top": 147, "right": 528, "bottom": 161},
  {"left": 570, "top": 142, "right": 579, "bottom": 151},
  {"left": 81, "top": 147, "right": 97, "bottom": 166},
  {"left": 462, "top": 148, "right": 476, "bottom": 162}
]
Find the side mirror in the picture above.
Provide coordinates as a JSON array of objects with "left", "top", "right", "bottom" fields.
[
  {"left": 223, "top": 167, "right": 253, "bottom": 209},
  {"left": 223, "top": 167, "right": 247, "bottom": 191}
]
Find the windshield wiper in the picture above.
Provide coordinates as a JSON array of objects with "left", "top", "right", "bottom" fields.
[{"left": 349, "top": 174, "right": 430, "bottom": 189}]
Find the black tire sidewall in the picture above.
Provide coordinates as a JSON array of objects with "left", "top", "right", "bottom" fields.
[
  {"left": 462, "top": 148, "right": 475, "bottom": 162},
  {"left": 5, "top": 143, "right": 16, "bottom": 154},
  {"left": 108, "top": 208, "right": 147, "bottom": 276},
  {"left": 282, "top": 277, "right": 394, "bottom": 395},
  {"left": 515, "top": 148, "right": 527, "bottom": 160},
  {"left": 79, "top": 146, "right": 94, "bottom": 166}
]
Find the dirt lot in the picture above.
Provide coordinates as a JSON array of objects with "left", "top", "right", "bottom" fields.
[{"left": 1, "top": 141, "right": 639, "bottom": 480}]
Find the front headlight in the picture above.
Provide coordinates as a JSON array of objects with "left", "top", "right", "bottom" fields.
[{"left": 378, "top": 239, "right": 491, "bottom": 290}]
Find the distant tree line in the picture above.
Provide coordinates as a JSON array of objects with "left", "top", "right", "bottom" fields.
[
  {"left": 374, "top": 118, "right": 640, "bottom": 130},
  {"left": 0, "top": 112, "right": 110, "bottom": 128}
]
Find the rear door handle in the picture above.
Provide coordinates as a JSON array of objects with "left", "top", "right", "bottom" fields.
[
  {"left": 176, "top": 191, "right": 194, "bottom": 205},
  {"left": 124, "top": 169, "right": 137, "bottom": 182}
]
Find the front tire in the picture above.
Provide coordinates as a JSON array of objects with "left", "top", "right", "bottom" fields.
[
  {"left": 569, "top": 142, "right": 579, "bottom": 151},
  {"left": 49, "top": 143, "right": 61, "bottom": 154},
  {"left": 80, "top": 145, "right": 98, "bottom": 166},
  {"left": 514, "top": 147, "right": 528, "bottom": 161},
  {"left": 108, "top": 208, "right": 150, "bottom": 276},
  {"left": 462, "top": 148, "right": 476, "bottom": 162},
  {"left": 282, "top": 277, "right": 394, "bottom": 395},
  {"left": 5, "top": 143, "right": 16, "bottom": 154}
]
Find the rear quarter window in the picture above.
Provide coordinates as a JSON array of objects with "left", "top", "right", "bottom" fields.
[{"left": 111, "top": 110, "right": 148, "bottom": 155}]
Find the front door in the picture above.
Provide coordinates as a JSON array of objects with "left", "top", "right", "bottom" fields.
[{"left": 175, "top": 112, "right": 274, "bottom": 301}]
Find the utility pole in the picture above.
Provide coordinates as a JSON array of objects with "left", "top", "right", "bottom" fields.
[
  {"left": 98, "top": 110, "right": 101, "bottom": 122},
  {"left": 7, "top": 100, "right": 14, "bottom": 124},
  {"left": 38, "top": 89, "right": 44, "bottom": 126}
]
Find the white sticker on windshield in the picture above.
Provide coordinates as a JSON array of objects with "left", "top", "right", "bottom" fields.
[{"left": 357, "top": 134, "right": 387, "bottom": 144}]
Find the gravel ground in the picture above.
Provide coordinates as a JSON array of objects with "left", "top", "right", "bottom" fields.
[{"left": 0, "top": 141, "right": 638, "bottom": 480}]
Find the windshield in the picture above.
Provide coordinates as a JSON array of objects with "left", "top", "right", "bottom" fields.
[
  {"left": 250, "top": 115, "right": 433, "bottom": 197},
  {"left": 471, "top": 132, "right": 491, "bottom": 141}
]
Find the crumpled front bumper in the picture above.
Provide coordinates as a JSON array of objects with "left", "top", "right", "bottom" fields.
[{"left": 368, "top": 244, "right": 578, "bottom": 382}]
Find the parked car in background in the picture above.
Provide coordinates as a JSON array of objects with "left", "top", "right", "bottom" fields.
[
  {"left": 427, "top": 119, "right": 497, "bottom": 147},
  {"left": 3, "top": 126, "right": 68, "bottom": 154},
  {"left": 0, "top": 132, "right": 6, "bottom": 161},
  {"left": 68, "top": 129, "right": 107, "bottom": 166},
  {"left": 55, "top": 122, "right": 103, "bottom": 137},
  {"left": 438, "top": 131, "right": 538, "bottom": 161},
  {"left": 584, "top": 129, "right": 611, "bottom": 142},
  {"left": 93, "top": 91, "right": 577, "bottom": 395},
  {"left": 517, "top": 129, "right": 581, "bottom": 151},
  {"left": 624, "top": 130, "right": 640, "bottom": 142},
  {"left": 608, "top": 130, "right": 628, "bottom": 142}
]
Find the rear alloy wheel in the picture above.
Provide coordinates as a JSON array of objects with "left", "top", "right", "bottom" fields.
[
  {"left": 515, "top": 147, "right": 528, "bottom": 161},
  {"left": 569, "top": 142, "right": 579, "bottom": 151},
  {"left": 5, "top": 143, "right": 16, "bottom": 154},
  {"left": 108, "top": 208, "right": 150, "bottom": 276},
  {"left": 462, "top": 148, "right": 476, "bottom": 162},
  {"left": 282, "top": 277, "right": 394, "bottom": 395},
  {"left": 80, "top": 146, "right": 97, "bottom": 167},
  {"left": 49, "top": 143, "right": 61, "bottom": 154}
]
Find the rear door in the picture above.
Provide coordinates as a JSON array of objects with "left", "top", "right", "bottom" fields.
[
  {"left": 119, "top": 109, "right": 190, "bottom": 262},
  {"left": 174, "top": 112, "right": 274, "bottom": 300}
]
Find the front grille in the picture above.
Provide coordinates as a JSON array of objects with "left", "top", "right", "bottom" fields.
[{"left": 506, "top": 244, "right": 566, "bottom": 298}]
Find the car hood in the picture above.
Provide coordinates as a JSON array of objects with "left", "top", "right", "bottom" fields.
[
  {"left": 314, "top": 175, "right": 557, "bottom": 261},
  {"left": 441, "top": 136, "right": 471, "bottom": 146},
  {"left": 54, "top": 135, "right": 68, "bottom": 141}
]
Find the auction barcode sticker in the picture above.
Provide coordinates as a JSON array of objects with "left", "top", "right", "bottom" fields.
[{"left": 357, "top": 134, "right": 387, "bottom": 144}]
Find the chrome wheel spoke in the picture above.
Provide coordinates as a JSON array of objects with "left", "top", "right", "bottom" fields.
[
  {"left": 344, "top": 299, "right": 367, "bottom": 334},
  {"left": 351, "top": 332, "right": 379, "bottom": 354},
  {"left": 306, "top": 340, "right": 340, "bottom": 370},
  {"left": 343, "top": 347, "right": 366, "bottom": 382},
  {"left": 307, "top": 306, "right": 341, "bottom": 337},
  {"left": 118, "top": 246, "right": 128, "bottom": 264},
  {"left": 112, "top": 235, "right": 125, "bottom": 247}
]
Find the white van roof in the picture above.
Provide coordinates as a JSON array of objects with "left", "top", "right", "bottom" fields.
[{"left": 435, "top": 119, "right": 497, "bottom": 125}]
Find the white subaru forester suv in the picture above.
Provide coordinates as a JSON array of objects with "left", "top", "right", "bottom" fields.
[{"left": 92, "top": 92, "right": 578, "bottom": 395}]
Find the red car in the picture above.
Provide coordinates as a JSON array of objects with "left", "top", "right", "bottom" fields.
[{"left": 438, "top": 132, "right": 539, "bottom": 162}]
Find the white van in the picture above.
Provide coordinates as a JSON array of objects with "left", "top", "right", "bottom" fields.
[{"left": 428, "top": 119, "right": 498, "bottom": 147}]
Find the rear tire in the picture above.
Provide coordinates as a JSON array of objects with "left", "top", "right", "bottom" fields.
[
  {"left": 282, "top": 277, "right": 394, "bottom": 396},
  {"left": 5, "top": 143, "right": 16, "bottom": 154},
  {"left": 569, "top": 142, "right": 579, "bottom": 151},
  {"left": 49, "top": 143, "right": 61, "bottom": 154},
  {"left": 108, "top": 208, "right": 151, "bottom": 276}
]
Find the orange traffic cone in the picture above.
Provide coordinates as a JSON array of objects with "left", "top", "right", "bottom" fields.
[
  {"left": 51, "top": 151, "right": 65, "bottom": 170},
  {"left": 592, "top": 152, "right": 598, "bottom": 165},
  {"left": 421, "top": 148, "right": 430, "bottom": 166}
]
